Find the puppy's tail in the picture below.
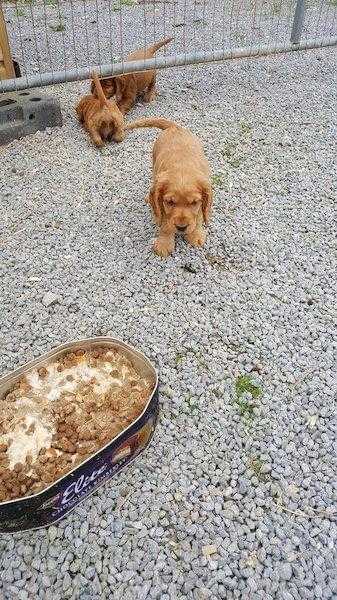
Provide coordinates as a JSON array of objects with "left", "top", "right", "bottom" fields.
[
  {"left": 124, "top": 117, "right": 177, "bottom": 131},
  {"left": 91, "top": 71, "right": 108, "bottom": 106},
  {"left": 148, "top": 37, "right": 174, "bottom": 55}
]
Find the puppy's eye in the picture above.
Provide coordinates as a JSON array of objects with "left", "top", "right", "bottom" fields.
[
  {"left": 191, "top": 200, "right": 199, "bottom": 206},
  {"left": 166, "top": 199, "right": 175, "bottom": 206}
]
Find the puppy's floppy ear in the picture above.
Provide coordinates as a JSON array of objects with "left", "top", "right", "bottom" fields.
[
  {"left": 148, "top": 177, "right": 167, "bottom": 225},
  {"left": 199, "top": 179, "right": 213, "bottom": 225}
]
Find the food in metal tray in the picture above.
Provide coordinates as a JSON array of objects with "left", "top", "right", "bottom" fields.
[{"left": 0, "top": 346, "right": 154, "bottom": 502}]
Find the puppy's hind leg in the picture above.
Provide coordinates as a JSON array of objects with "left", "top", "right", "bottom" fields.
[
  {"left": 76, "top": 106, "right": 84, "bottom": 123},
  {"left": 113, "top": 121, "right": 126, "bottom": 143},
  {"left": 144, "top": 73, "right": 156, "bottom": 103},
  {"left": 113, "top": 130, "right": 125, "bottom": 143},
  {"left": 88, "top": 126, "right": 104, "bottom": 148}
]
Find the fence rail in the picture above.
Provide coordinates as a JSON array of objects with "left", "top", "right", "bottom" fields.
[{"left": 1, "top": 0, "right": 337, "bottom": 93}]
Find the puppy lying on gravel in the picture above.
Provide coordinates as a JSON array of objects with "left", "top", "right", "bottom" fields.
[
  {"left": 91, "top": 37, "right": 173, "bottom": 115},
  {"left": 125, "top": 117, "right": 213, "bottom": 257},
  {"left": 76, "top": 72, "right": 124, "bottom": 147}
]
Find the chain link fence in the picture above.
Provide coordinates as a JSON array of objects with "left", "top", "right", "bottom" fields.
[{"left": 1, "top": 0, "right": 337, "bottom": 92}]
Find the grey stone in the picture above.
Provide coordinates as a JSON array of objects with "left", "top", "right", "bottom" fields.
[
  {"left": 0, "top": 91, "right": 62, "bottom": 146},
  {"left": 42, "top": 291, "right": 61, "bottom": 307},
  {"left": 48, "top": 526, "right": 58, "bottom": 542},
  {"left": 62, "top": 573, "right": 72, "bottom": 592},
  {"left": 279, "top": 563, "right": 293, "bottom": 581}
]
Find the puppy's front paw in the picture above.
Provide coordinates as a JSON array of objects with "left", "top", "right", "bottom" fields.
[
  {"left": 186, "top": 227, "right": 206, "bottom": 248},
  {"left": 153, "top": 237, "right": 174, "bottom": 258}
]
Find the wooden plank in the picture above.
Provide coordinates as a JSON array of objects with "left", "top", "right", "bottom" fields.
[
  {"left": 0, "top": 45, "right": 7, "bottom": 80},
  {"left": 0, "top": 3, "right": 15, "bottom": 80}
]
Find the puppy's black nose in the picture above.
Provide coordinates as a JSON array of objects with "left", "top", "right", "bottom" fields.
[{"left": 177, "top": 225, "right": 187, "bottom": 231}]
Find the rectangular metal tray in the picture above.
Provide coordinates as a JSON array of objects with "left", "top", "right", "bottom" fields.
[{"left": 0, "top": 337, "right": 158, "bottom": 533}]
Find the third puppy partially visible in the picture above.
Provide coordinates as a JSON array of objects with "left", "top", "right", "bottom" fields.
[
  {"left": 76, "top": 72, "right": 124, "bottom": 147},
  {"left": 91, "top": 37, "right": 174, "bottom": 115}
]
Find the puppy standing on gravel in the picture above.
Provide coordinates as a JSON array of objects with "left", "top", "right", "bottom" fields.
[
  {"left": 76, "top": 72, "right": 124, "bottom": 147},
  {"left": 91, "top": 37, "right": 174, "bottom": 115},
  {"left": 125, "top": 117, "right": 213, "bottom": 257}
]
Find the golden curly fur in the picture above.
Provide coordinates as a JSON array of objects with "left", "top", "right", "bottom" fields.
[
  {"left": 91, "top": 38, "right": 173, "bottom": 114},
  {"left": 125, "top": 118, "right": 213, "bottom": 257},
  {"left": 76, "top": 72, "right": 124, "bottom": 147}
]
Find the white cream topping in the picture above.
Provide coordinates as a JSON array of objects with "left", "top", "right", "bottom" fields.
[{"left": 3, "top": 415, "right": 53, "bottom": 469}]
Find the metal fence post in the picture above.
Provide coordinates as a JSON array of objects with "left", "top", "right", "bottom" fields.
[{"left": 291, "top": 0, "right": 306, "bottom": 44}]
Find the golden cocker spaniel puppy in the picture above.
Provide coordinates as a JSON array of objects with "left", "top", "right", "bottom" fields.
[
  {"left": 76, "top": 72, "right": 124, "bottom": 147},
  {"left": 91, "top": 37, "right": 173, "bottom": 115},
  {"left": 125, "top": 118, "right": 213, "bottom": 257}
]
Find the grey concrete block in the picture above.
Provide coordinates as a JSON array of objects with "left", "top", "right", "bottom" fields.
[{"left": 0, "top": 89, "right": 62, "bottom": 145}]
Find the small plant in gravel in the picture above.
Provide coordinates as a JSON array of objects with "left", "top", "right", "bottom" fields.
[
  {"left": 174, "top": 352, "right": 185, "bottom": 366},
  {"left": 235, "top": 375, "right": 261, "bottom": 420},
  {"left": 211, "top": 173, "right": 226, "bottom": 187},
  {"left": 250, "top": 456, "right": 269, "bottom": 482},
  {"left": 189, "top": 349, "right": 209, "bottom": 371},
  {"left": 221, "top": 141, "right": 241, "bottom": 168},
  {"left": 240, "top": 120, "right": 252, "bottom": 135},
  {"left": 113, "top": 0, "right": 137, "bottom": 9},
  {"left": 15, "top": 6, "right": 25, "bottom": 16},
  {"left": 236, "top": 397, "right": 255, "bottom": 420},
  {"left": 236, "top": 374, "right": 261, "bottom": 400},
  {"left": 50, "top": 22, "right": 65, "bottom": 32},
  {"left": 184, "top": 394, "right": 199, "bottom": 414},
  {"left": 270, "top": 0, "right": 282, "bottom": 15},
  {"left": 222, "top": 141, "right": 235, "bottom": 160}
]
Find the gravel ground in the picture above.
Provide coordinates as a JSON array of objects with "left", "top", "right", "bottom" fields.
[{"left": 1, "top": 44, "right": 337, "bottom": 599}]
